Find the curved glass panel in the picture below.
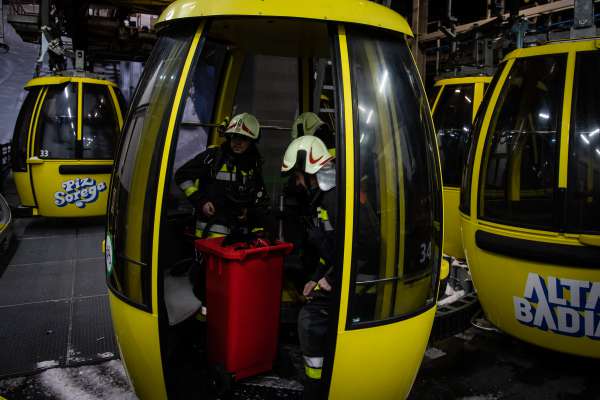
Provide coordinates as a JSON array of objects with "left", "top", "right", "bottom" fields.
[
  {"left": 11, "top": 88, "right": 40, "bottom": 171},
  {"left": 107, "top": 23, "right": 195, "bottom": 309},
  {"left": 459, "top": 64, "right": 505, "bottom": 215},
  {"left": 36, "top": 83, "right": 77, "bottom": 159},
  {"left": 346, "top": 26, "right": 442, "bottom": 327},
  {"left": 567, "top": 51, "right": 600, "bottom": 234},
  {"left": 433, "top": 83, "right": 474, "bottom": 187},
  {"left": 82, "top": 84, "right": 119, "bottom": 160},
  {"left": 478, "top": 55, "right": 566, "bottom": 230}
]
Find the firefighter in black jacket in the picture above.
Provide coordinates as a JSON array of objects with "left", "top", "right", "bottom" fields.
[
  {"left": 175, "top": 113, "right": 268, "bottom": 238},
  {"left": 281, "top": 135, "right": 336, "bottom": 399}
]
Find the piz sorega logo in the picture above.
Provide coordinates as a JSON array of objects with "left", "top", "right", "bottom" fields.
[
  {"left": 514, "top": 272, "right": 600, "bottom": 338},
  {"left": 55, "top": 178, "right": 107, "bottom": 208}
]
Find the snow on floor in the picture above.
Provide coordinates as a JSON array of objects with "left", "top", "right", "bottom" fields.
[
  {"left": 36, "top": 361, "right": 60, "bottom": 370},
  {"left": 0, "top": 360, "right": 138, "bottom": 400}
]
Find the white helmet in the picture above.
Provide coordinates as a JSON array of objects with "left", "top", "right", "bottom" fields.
[
  {"left": 225, "top": 113, "right": 260, "bottom": 140},
  {"left": 282, "top": 136, "right": 333, "bottom": 175},
  {"left": 291, "top": 112, "right": 325, "bottom": 139}
]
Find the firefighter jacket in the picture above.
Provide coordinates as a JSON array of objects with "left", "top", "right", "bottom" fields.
[
  {"left": 174, "top": 142, "right": 269, "bottom": 235},
  {"left": 305, "top": 187, "right": 337, "bottom": 285}
]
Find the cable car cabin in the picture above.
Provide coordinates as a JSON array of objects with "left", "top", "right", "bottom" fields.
[
  {"left": 430, "top": 77, "right": 491, "bottom": 259},
  {"left": 105, "top": 1, "right": 443, "bottom": 399},
  {"left": 460, "top": 39, "right": 600, "bottom": 358},
  {"left": 11, "top": 75, "right": 124, "bottom": 217}
]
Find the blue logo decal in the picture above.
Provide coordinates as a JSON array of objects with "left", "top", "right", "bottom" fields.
[
  {"left": 54, "top": 178, "right": 107, "bottom": 208},
  {"left": 514, "top": 273, "right": 600, "bottom": 339}
]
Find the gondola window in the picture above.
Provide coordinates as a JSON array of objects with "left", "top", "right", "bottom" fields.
[
  {"left": 459, "top": 63, "right": 505, "bottom": 215},
  {"left": 107, "top": 24, "right": 195, "bottom": 309},
  {"left": 433, "top": 83, "right": 474, "bottom": 187},
  {"left": 82, "top": 84, "right": 119, "bottom": 160},
  {"left": 479, "top": 55, "right": 566, "bottom": 230},
  {"left": 36, "top": 83, "right": 78, "bottom": 159},
  {"left": 346, "top": 26, "right": 441, "bottom": 327},
  {"left": 567, "top": 51, "right": 600, "bottom": 234}
]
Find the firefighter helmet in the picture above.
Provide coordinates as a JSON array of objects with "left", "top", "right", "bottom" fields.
[
  {"left": 281, "top": 136, "right": 333, "bottom": 175},
  {"left": 291, "top": 112, "right": 325, "bottom": 139},
  {"left": 224, "top": 113, "right": 260, "bottom": 140}
]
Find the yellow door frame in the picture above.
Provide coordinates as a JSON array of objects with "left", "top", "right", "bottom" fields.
[
  {"left": 77, "top": 82, "right": 83, "bottom": 143},
  {"left": 473, "top": 81, "right": 485, "bottom": 121},
  {"left": 334, "top": 23, "right": 354, "bottom": 335},
  {"left": 27, "top": 87, "right": 49, "bottom": 209},
  {"left": 559, "top": 50, "right": 576, "bottom": 189},
  {"left": 28, "top": 87, "right": 48, "bottom": 160},
  {"left": 431, "top": 84, "right": 444, "bottom": 115}
]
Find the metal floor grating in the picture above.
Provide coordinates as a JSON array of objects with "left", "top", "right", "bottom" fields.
[{"left": 0, "top": 216, "right": 117, "bottom": 378}]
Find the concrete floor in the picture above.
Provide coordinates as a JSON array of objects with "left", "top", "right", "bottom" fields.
[{"left": 411, "top": 325, "right": 600, "bottom": 400}]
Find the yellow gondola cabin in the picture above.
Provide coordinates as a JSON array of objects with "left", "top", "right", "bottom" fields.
[
  {"left": 11, "top": 74, "right": 124, "bottom": 217},
  {"left": 105, "top": 1, "right": 444, "bottom": 398},
  {"left": 461, "top": 38, "right": 600, "bottom": 358},
  {"left": 430, "top": 76, "right": 491, "bottom": 259}
]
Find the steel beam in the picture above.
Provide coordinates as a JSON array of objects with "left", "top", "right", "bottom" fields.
[{"left": 421, "top": 0, "right": 575, "bottom": 43}]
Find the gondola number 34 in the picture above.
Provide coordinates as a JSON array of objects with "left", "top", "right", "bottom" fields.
[{"left": 419, "top": 241, "right": 432, "bottom": 263}]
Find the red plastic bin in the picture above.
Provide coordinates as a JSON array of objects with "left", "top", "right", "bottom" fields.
[{"left": 195, "top": 237, "right": 293, "bottom": 380}]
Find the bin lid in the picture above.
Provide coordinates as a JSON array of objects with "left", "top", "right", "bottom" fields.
[{"left": 195, "top": 237, "right": 293, "bottom": 261}]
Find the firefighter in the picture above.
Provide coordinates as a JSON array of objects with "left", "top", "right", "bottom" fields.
[
  {"left": 290, "top": 112, "right": 335, "bottom": 153},
  {"left": 175, "top": 112, "right": 268, "bottom": 239},
  {"left": 281, "top": 135, "right": 336, "bottom": 399}
]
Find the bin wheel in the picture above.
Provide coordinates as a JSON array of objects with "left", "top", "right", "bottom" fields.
[{"left": 209, "top": 364, "right": 234, "bottom": 397}]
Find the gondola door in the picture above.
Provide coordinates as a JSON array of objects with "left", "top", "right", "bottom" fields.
[
  {"left": 106, "top": 23, "right": 203, "bottom": 400},
  {"left": 29, "top": 81, "right": 120, "bottom": 217},
  {"left": 327, "top": 25, "right": 443, "bottom": 398}
]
